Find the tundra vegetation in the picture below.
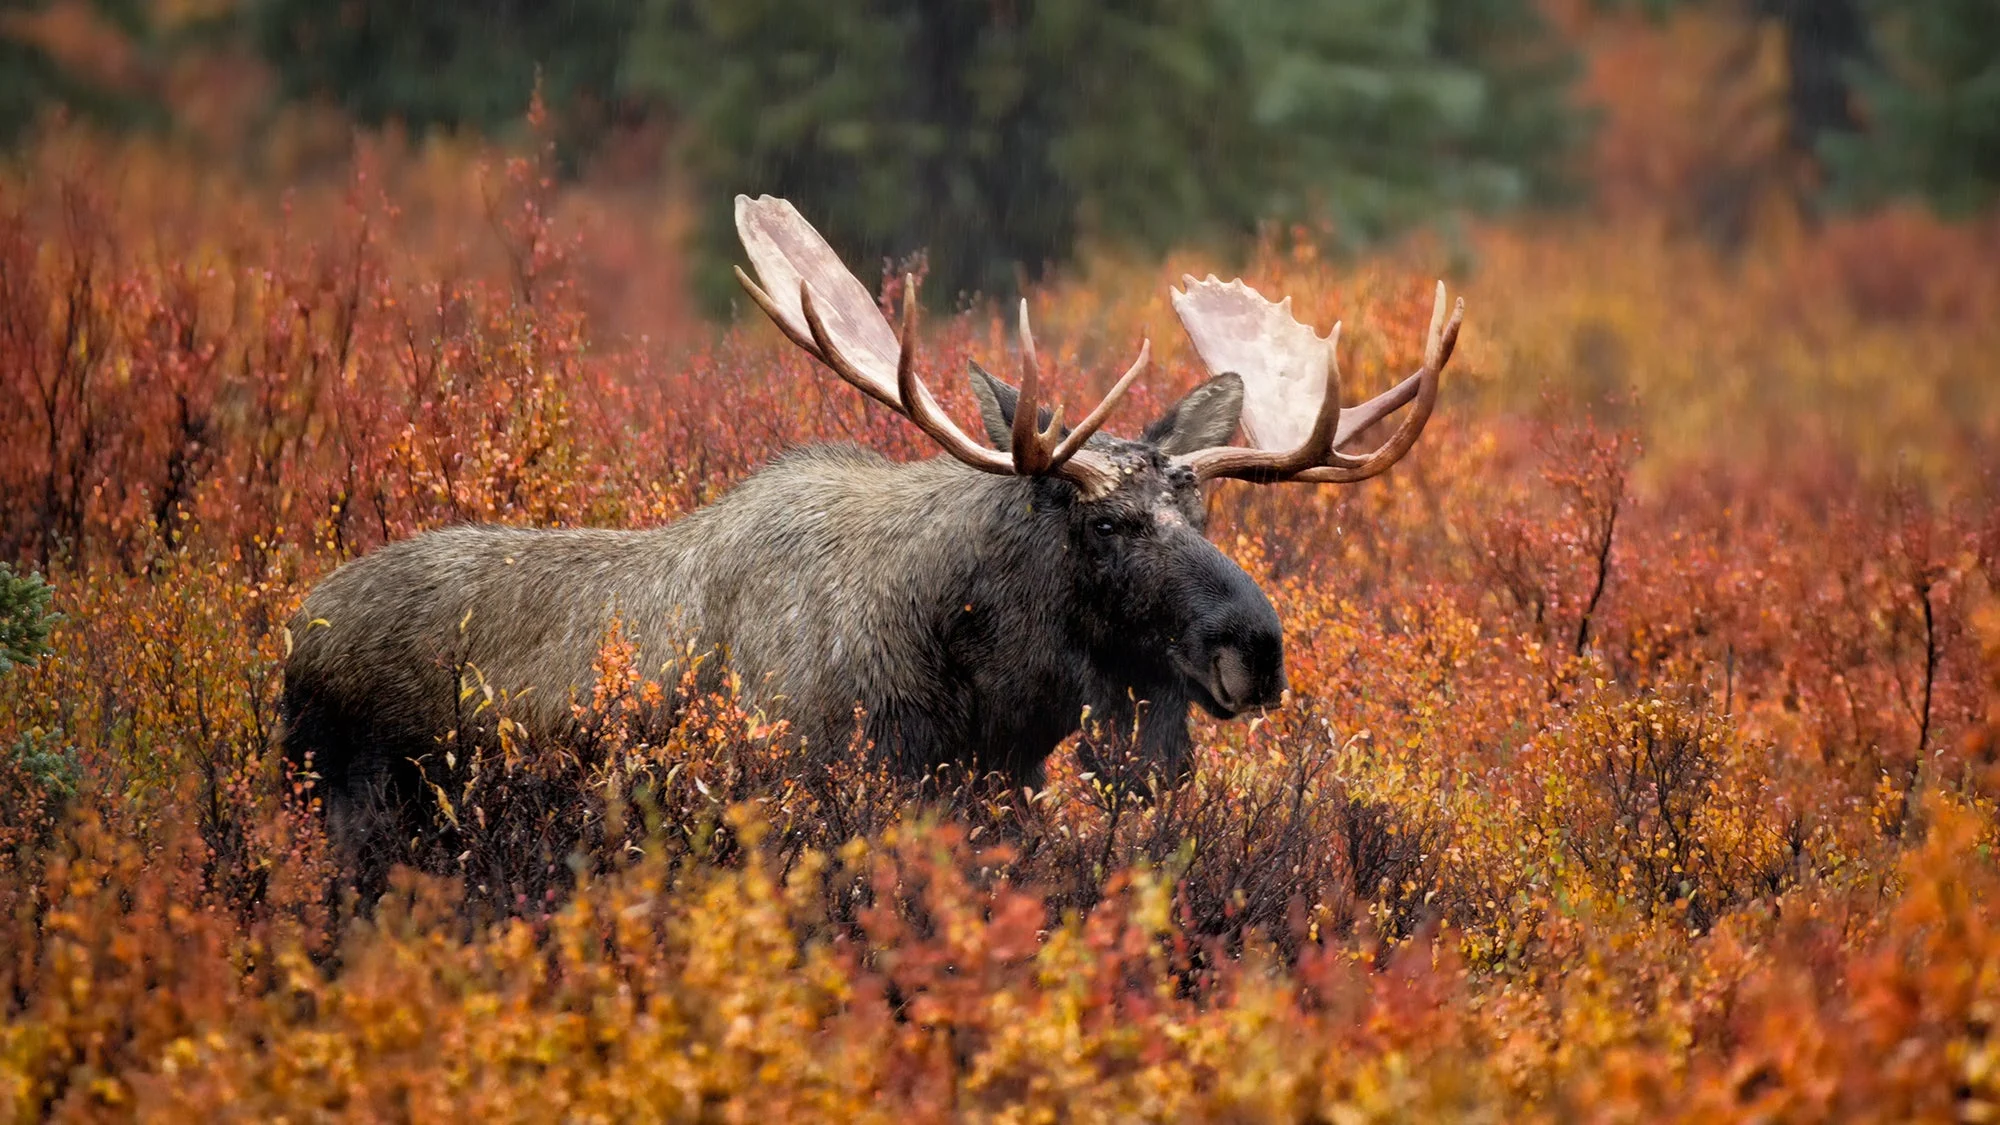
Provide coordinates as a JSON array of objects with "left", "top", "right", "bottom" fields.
[
  {"left": 3, "top": 42, "right": 2000, "bottom": 1125},
  {"left": 279, "top": 192, "right": 1460, "bottom": 884}
]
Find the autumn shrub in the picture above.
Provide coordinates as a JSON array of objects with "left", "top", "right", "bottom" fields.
[
  {"left": 0, "top": 563, "right": 69, "bottom": 859},
  {"left": 1, "top": 116, "right": 1998, "bottom": 1121},
  {"left": 1532, "top": 687, "right": 1793, "bottom": 931}
]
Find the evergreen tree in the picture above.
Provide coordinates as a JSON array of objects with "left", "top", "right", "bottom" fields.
[
  {"left": 0, "top": 563, "right": 57, "bottom": 674},
  {"left": 1219, "top": 0, "right": 1581, "bottom": 242},
  {"left": 1598, "top": 0, "right": 1998, "bottom": 218},
  {"left": 624, "top": 0, "right": 1584, "bottom": 310},
  {"left": 1823, "top": 0, "right": 2000, "bottom": 215},
  {"left": 0, "top": 0, "right": 153, "bottom": 145},
  {"left": 252, "top": 0, "right": 636, "bottom": 139}
]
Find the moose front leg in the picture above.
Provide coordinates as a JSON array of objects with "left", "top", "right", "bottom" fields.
[{"left": 1075, "top": 690, "right": 1193, "bottom": 798}]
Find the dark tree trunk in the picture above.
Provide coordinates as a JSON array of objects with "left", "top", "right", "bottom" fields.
[{"left": 1759, "top": 0, "right": 1871, "bottom": 157}]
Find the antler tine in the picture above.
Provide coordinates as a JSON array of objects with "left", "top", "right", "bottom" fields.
[
  {"left": 893, "top": 276, "right": 1014, "bottom": 471},
  {"left": 737, "top": 195, "right": 1145, "bottom": 496},
  {"left": 1285, "top": 321, "right": 1359, "bottom": 472},
  {"left": 1007, "top": 298, "right": 1146, "bottom": 494},
  {"left": 734, "top": 265, "right": 826, "bottom": 365},
  {"left": 1049, "top": 338, "right": 1151, "bottom": 467},
  {"left": 1171, "top": 324, "right": 1367, "bottom": 483},
  {"left": 1010, "top": 300, "right": 1067, "bottom": 474},
  {"left": 1297, "top": 286, "right": 1464, "bottom": 483},
  {"left": 1174, "top": 279, "right": 1463, "bottom": 485},
  {"left": 894, "top": 271, "right": 919, "bottom": 394},
  {"left": 797, "top": 280, "right": 881, "bottom": 405},
  {"left": 799, "top": 278, "right": 1014, "bottom": 477}
]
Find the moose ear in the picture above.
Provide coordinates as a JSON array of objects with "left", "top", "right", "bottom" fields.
[
  {"left": 967, "top": 361, "right": 1066, "bottom": 450},
  {"left": 1142, "top": 373, "right": 1245, "bottom": 455},
  {"left": 967, "top": 361, "right": 1020, "bottom": 450}
]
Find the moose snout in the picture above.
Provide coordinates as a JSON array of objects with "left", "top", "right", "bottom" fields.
[
  {"left": 1208, "top": 645, "right": 1268, "bottom": 714},
  {"left": 1178, "top": 598, "right": 1287, "bottom": 719}
]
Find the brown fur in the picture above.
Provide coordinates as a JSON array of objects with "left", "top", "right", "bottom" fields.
[{"left": 282, "top": 375, "right": 1284, "bottom": 820}]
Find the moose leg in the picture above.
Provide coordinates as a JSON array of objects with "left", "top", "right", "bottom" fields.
[
  {"left": 864, "top": 702, "right": 958, "bottom": 786},
  {"left": 1076, "top": 690, "right": 1193, "bottom": 798},
  {"left": 1138, "top": 696, "right": 1195, "bottom": 791}
]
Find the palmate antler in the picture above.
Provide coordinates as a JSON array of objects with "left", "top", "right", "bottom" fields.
[
  {"left": 1168, "top": 276, "right": 1464, "bottom": 483},
  {"left": 734, "top": 195, "right": 1463, "bottom": 493},
  {"left": 732, "top": 195, "right": 1151, "bottom": 499}
]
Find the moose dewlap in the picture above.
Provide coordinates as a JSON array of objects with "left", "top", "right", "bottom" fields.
[{"left": 281, "top": 195, "right": 1464, "bottom": 828}]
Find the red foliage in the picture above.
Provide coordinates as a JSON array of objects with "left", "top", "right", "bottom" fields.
[{"left": 0, "top": 119, "right": 1996, "bottom": 1119}]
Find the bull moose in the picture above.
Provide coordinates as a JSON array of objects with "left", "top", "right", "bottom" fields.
[{"left": 280, "top": 195, "right": 1464, "bottom": 827}]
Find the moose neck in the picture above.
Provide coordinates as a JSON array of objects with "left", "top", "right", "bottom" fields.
[
  {"left": 836, "top": 452, "right": 1164, "bottom": 779},
  {"left": 927, "top": 461, "right": 1193, "bottom": 776}
]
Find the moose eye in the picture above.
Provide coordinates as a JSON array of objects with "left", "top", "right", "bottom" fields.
[{"left": 1091, "top": 518, "right": 1118, "bottom": 537}]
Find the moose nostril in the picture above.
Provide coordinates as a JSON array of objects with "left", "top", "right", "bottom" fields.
[{"left": 1211, "top": 646, "right": 1253, "bottom": 712}]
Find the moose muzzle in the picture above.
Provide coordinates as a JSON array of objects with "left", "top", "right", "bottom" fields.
[{"left": 1173, "top": 561, "right": 1286, "bottom": 719}]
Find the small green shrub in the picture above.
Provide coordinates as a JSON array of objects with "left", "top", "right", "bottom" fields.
[{"left": 0, "top": 563, "right": 58, "bottom": 673}]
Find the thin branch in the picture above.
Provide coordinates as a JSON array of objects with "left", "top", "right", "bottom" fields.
[{"left": 1576, "top": 496, "right": 1620, "bottom": 658}]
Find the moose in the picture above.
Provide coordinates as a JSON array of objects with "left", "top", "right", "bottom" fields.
[{"left": 280, "top": 195, "right": 1463, "bottom": 829}]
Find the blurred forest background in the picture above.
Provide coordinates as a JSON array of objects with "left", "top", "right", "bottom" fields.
[
  {"left": 6, "top": 2, "right": 2000, "bottom": 1118},
  {"left": 3, "top": 0, "right": 1995, "bottom": 307}
]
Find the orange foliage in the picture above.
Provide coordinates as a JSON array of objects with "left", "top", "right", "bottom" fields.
[
  {"left": 1561, "top": 1, "right": 1802, "bottom": 240},
  {"left": 1, "top": 115, "right": 1998, "bottom": 1122}
]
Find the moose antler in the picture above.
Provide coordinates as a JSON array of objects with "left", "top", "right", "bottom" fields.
[
  {"left": 733, "top": 195, "right": 1150, "bottom": 498},
  {"left": 1169, "top": 275, "right": 1464, "bottom": 484}
]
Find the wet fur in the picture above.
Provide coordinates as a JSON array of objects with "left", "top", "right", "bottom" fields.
[{"left": 282, "top": 378, "right": 1282, "bottom": 822}]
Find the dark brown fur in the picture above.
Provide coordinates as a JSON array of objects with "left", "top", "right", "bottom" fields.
[{"left": 282, "top": 374, "right": 1284, "bottom": 821}]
